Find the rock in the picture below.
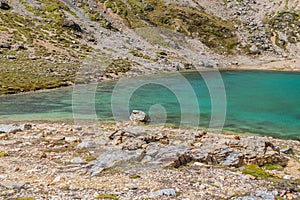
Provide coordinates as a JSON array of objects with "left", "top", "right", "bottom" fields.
[
  {"left": 144, "top": 4, "right": 154, "bottom": 11},
  {"left": 7, "top": 55, "right": 16, "bottom": 60},
  {"left": 150, "top": 188, "right": 176, "bottom": 197},
  {"left": 189, "top": 145, "right": 244, "bottom": 167},
  {"left": 201, "top": 61, "right": 214, "bottom": 68},
  {"left": 71, "top": 157, "right": 85, "bottom": 164},
  {"left": 65, "top": 136, "right": 81, "bottom": 143},
  {"left": 45, "top": 135, "right": 65, "bottom": 142},
  {"left": 233, "top": 190, "right": 275, "bottom": 200},
  {"left": 0, "top": 180, "right": 25, "bottom": 189},
  {"left": 144, "top": 144, "right": 192, "bottom": 168},
  {"left": 130, "top": 110, "right": 148, "bottom": 122},
  {"left": 0, "top": 133, "right": 8, "bottom": 140},
  {"left": 77, "top": 140, "right": 96, "bottom": 149},
  {"left": 249, "top": 45, "right": 260, "bottom": 54},
  {"left": 105, "top": 21, "right": 112, "bottom": 28},
  {"left": 280, "top": 148, "right": 293, "bottom": 154},
  {"left": 188, "top": 138, "right": 288, "bottom": 168},
  {"left": 62, "top": 19, "right": 82, "bottom": 32},
  {"left": 89, "top": 149, "right": 146, "bottom": 176},
  {"left": 283, "top": 175, "right": 293, "bottom": 180},
  {"left": 0, "top": 1, "right": 10, "bottom": 10},
  {"left": 15, "top": 43, "right": 25, "bottom": 51},
  {"left": 0, "top": 124, "right": 30, "bottom": 133},
  {"left": 0, "top": 44, "right": 11, "bottom": 49}
]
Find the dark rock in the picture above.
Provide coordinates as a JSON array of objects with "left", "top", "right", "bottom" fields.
[
  {"left": 15, "top": 43, "right": 25, "bottom": 51},
  {"left": 0, "top": 1, "right": 10, "bottom": 10},
  {"left": 130, "top": 110, "right": 148, "bottom": 122},
  {"left": 277, "top": 39, "right": 286, "bottom": 46},
  {"left": 63, "top": 19, "right": 82, "bottom": 32},
  {"left": 0, "top": 44, "right": 11, "bottom": 49},
  {"left": 280, "top": 148, "right": 293, "bottom": 154},
  {"left": 144, "top": 4, "right": 154, "bottom": 11},
  {"left": 105, "top": 21, "right": 112, "bottom": 28}
]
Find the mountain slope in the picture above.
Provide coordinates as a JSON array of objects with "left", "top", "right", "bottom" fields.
[{"left": 0, "top": 0, "right": 299, "bottom": 94}]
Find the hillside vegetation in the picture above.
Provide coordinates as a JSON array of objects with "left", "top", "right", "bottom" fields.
[{"left": 0, "top": 0, "right": 299, "bottom": 94}]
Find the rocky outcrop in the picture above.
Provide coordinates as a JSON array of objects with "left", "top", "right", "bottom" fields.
[
  {"left": 85, "top": 125, "right": 289, "bottom": 174},
  {"left": 188, "top": 137, "right": 288, "bottom": 167}
]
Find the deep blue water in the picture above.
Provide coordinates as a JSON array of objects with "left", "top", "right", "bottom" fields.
[{"left": 0, "top": 70, "right": 299, "bottom": 140}]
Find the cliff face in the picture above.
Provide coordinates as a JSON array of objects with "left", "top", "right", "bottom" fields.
[{"left": 0, "top": 0, "right": 299, "bottom": 94}]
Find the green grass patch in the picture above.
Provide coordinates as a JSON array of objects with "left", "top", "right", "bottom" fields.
[
  {"left": 97, "top": 194, "right": 118, "bottom": 200},
  {"left": 241, "top": 164, "right": 276, "bottom": 179},
  {"left": 114, "top": 0, "right": 238, "bottom": 53},
  {"left": 0, "top": 152, "right": 8, "bottom": 157},
  {"left": 262, "top": 163, "right": 284, "bottom": 171}
]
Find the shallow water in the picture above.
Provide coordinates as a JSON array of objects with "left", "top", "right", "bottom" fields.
[{"left": 0, "top": 70, "right": 299, "bottom": 140}]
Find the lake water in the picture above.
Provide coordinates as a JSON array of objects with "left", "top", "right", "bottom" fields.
[{"left": 0, "top": 70, "right": 299, "bottom": 140}]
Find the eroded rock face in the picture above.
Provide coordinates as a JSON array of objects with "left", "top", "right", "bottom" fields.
[
  {"left": 86, "top": 125, "right": 289, "bottom": 175},
  {"left": 188, "top": 138, "right": 288, "bottom": 167}
]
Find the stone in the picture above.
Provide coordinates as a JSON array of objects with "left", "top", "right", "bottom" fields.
[
  {"left": 130, "top": 110, "right": 148, "bottom": 122},
  {"left": 71, "top": 157, "right": 85, "bottom": 164},
  {"left": 15, "top": 43, "right": 25, "bottom": 51},
  {"left": 62, "top": 19, "right": 82, "bottom": 32},
  {"left": 7, "top": 55, "right": 16, "bottom": 59},
  {"left": 0, "top": 44, "right": 11, "bottom": 49},
  {"left": 150, "top": 188, "right": 176, "bottom": 197},
  {"left": 89, "top": 149, "right": 146, "bottom": 176},
  {"left": 0, "top": 124, "right": 27, "bottom": 133},
  {"left": 65, "top": 136, "right": 81, "bottom": 143},
  {"left": 283, "top": 175, "right": 293, "bottom": 180},
  {"left": 77, "top": 140, "right": 97, "bottom": 149},
  {"left": 145, "top": 144, "right": 192, "bottom": 167},
  {"left": 280, "top": 148, "right": 293, "bottom": 154},
  {"left": 0, "top": 180, "right": 25, "bottom": 189},
  {"left": 0, "top": 1, "right": 10, "bottom": 10},
  {"left": 45, "top": 135, "right": 65, "bottom": 142}
]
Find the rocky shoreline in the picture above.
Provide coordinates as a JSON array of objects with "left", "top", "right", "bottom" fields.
[{"left": 0, "top": 122, "right": 299, "bottom": 199}]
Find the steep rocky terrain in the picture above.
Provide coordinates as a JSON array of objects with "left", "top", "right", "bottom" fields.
[{"left": 0, "top": 0, "right": 299, "bottom": 94}]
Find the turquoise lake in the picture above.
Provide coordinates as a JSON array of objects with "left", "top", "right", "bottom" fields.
[{"left": 0, "top": 70, "right": 299, "bottom": 140}]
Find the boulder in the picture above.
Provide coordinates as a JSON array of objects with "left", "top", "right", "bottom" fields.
[
  {"left": 62, "top": 19, "right": 82, "bottom": 32},
  {"left": 0, "top": 44, "right": 11, "bottom": 49},
  {"left": 89, "top": 149, "right": 146, "bottom": 176},
  {"left": 0, "top": 1, "right": 10, "bottom": 10},
  {"left": 130, "top": 110, "right": 148, "bottom": 122},
  {"left": 0, "top": 124, "right": 31, "bottom": 133}
]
